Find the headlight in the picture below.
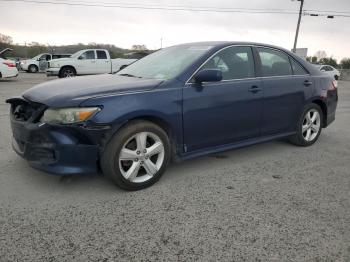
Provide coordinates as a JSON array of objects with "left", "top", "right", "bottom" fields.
[{"left": 41, "top": 107, "right": 100, "bottom": 124}]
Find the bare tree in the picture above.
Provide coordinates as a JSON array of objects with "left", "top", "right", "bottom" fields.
[
  {"left": 0, "top": 33, "right": 13, "bottom": 44},
  {"left": 314, "top": 50, "right": 327, "bottom": 61}
]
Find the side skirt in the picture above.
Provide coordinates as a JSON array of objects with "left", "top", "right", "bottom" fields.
[{"left": 175, "top": 131, "right": 296, "bottom": 162}]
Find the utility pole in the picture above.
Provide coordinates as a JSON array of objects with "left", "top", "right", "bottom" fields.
[{"left": 293, "top": 0, "right": 304, "bottom": 53}]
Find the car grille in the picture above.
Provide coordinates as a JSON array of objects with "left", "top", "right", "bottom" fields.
[{"left": 7, "top": 98, "right": 46, "bottom": 122}]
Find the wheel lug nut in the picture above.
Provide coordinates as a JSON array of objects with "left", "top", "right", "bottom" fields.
[
  {"left": 134, "top": 158, "right": 139, "bottom": 162},
  {"left": 136, "top": 151, "right": 140, "bottom": 155},
  {"left": 143, "top": 149, "right": 147, "bottom": 153}
]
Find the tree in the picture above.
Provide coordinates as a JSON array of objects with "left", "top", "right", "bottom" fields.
[
  {"left": 319, "top": 57, "right": 338, "bottom": 68},
  {"left": 0, "top": 33, "right": 13, "bottom": 44},
  {"left": 340, "top": 58, "right": 350, "bottom": 69},
  {"left": 131, "top": 44, "right": 147, "bottom": 51},
  {"left": 314, "top": 50, "right": 327, "bottom": 61},
  {"left": 306, "top": 56, "right": 318, "bottom": 63}
]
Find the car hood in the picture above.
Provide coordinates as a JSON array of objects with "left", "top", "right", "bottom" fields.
[
  {"left": 50, "top": 58, "right": 71, "bottom": 63},
  {"left": 22, "top": 74, "right": 164, "bottom": 107}
]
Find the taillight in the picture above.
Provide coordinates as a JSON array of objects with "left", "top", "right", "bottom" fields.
[
  {"left": 3, "top": 62, "right": 16, "bottom": 68},
  {"left": 331, "top": 80, "right": 337, "bottom": 90}
]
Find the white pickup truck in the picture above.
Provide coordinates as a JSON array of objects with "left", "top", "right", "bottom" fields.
[{"left": 46, "top": 49, "right": 137, "bottom": 78}]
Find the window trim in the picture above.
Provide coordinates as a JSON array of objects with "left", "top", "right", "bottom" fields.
[
  {"left": 254, "top": 45, "right": 310, "bottom": 77},
  {"left": 185, "top": 44, "right": 310, "bottom": 85},
  {"left": 185, "top": 44, "right": 257, "bottom": 85}
]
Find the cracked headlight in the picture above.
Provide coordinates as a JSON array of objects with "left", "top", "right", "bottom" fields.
[{"left": 41, "top": 107, "right": 100, "bottom": 124}]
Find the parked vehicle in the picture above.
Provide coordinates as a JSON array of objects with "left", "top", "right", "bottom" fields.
[
  {"left": 46, "top": 49, "right": 136, "bottom": 78},
  {"left": 20, "top": 53, "right": 71, "bottom": 73},
  {"left": 0, "top": 48, "right": 18, "bottom": 79},
  {"left": 317, "top": 65, "right": 340, "bottom": 80},
  {"left": 7, "top": 42, "right": 338, "bottom": 190}
]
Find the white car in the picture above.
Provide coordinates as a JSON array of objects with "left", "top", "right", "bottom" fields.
[
  {"left": 0, "top": 48, "right": 18, "bottom": 79},
  {"left": 318, "top": 65, "right": 340, "bottom": 80},
  {"left": 46, "top": 49, "right": 137, "bottom": 78},
  {"left": 20, "top": 53, "right": 71, "bottom": 73}
]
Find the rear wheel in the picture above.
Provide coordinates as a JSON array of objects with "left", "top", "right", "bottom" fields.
[
  {"left": 28, "top": 65, "right": 38, "bottom": 73},
  {"left": 289, "top": 104, "right": 323, "bottom": 146},
  {"left": 101, "top": 120, "right": 171, "bottom": 190}
]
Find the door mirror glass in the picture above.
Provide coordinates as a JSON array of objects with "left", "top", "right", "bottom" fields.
[{"left": 194, "top": 69, "right": 222, "bottom": 83}]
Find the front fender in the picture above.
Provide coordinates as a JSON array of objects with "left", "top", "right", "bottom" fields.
[{"left": 80, "top": 87, "right": 184, "bottom": 152}]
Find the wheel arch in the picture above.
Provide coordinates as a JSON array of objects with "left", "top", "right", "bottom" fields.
[
  {"left": 101, "top": 114, "right": 180, "bottom": 160},
  {"left": 28, "top": 64, "right": 38, "bottom": 71},
  {"left": 311, "top": 98, "right": 327, "bottom": 127},
  {"left": 59, "top": 65, "right": 77, "bottom": 76}
]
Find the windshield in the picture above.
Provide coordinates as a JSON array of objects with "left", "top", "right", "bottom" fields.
[
  {"left": 31, "top": 54, "right": 43, "bottom": 60},
  {"left": 70, "top": 51, "right": 83, "bottom": 58},
  {"left": 117, "top": 45, "right": 213, "bottom": 80}
]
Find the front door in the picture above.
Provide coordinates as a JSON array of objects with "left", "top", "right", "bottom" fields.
[
  {"left": 77, "top": 50, "right": 97, "bottom": 74},
  {"left": 183, "top": 46, "right": 263, "bottom": 152}
]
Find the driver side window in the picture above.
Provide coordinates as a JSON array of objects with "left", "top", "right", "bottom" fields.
[
  {"left": 80, "top": 51, "right": 95, "bottom": 60},
  {"left": 201, "top": 46, "right": 255, "bottom": 80}
]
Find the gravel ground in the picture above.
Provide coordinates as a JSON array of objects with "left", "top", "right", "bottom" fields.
[{"left": 0, "top": 73, "right": 349, "bottom": 262}]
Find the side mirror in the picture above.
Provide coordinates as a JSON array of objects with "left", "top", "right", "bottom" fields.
[
  {"left": 78, "top": 56, "right": 83, "bottom": 60},
  {"left": 320, "top": 69, "right": 326, "bottom": 72},
  {"left": 194, "top": 69, "right": 222, "bottom": 83}
]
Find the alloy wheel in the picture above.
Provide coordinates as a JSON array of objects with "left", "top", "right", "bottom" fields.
[
  {"left": 63, "top": 69, "right": 75, "bottom": 77},
  {"left": 302, "top": 109, "right": 321, "bottom": 142},
  {"left": 118, "top": 132, "right": 165, "bottom": 183}
]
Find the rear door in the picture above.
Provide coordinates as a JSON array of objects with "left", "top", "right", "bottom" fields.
[
  {"left": 96, "top": 50, "right": 111, "bottom": 73},
  {"left": 256, "top": 47, "right": 310, "bottom": 135},
  {"left": 183, "top": 46, "right": 263, "bottom": 151}
]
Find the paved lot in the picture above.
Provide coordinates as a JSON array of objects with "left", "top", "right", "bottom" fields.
[{"left": 0, "top": 73, "right": 349, "bottom": 261}]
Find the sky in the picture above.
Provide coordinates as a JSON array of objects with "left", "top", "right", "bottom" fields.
[{"left": 1, "top": 0, "right": 349, "bottom": 60}]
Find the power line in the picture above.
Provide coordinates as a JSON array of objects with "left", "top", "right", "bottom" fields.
[
  {"left": 0, "top": 0, "right": 301, "bottom": 14},
  {"left": 2, "top": 0, "right": 350, "bottom": 17}
]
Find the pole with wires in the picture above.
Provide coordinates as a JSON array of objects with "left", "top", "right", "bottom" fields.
[{"left": 293, "top": 0, "right": 304, "bottom": 53}]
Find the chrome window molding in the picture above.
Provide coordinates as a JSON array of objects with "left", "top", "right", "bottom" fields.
[{"left": 185, "top": 44, "right": 310, "bottom": 86}]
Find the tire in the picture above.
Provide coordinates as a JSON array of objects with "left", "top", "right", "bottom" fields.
[
  {"left": 289, "top": 103, "right": 323, "bottom": 147},
  {"left": 28, "top": 65, "right": 38, "bottom": 73},
  {"left": 101, "top": 120, "right": 171, "bottom": 190},
  {"left": 59, "top": 67, "right": 76, "bottom": 78}
]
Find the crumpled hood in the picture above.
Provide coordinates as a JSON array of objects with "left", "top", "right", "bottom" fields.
[{"left": 22, "top": 74, "right": 163, "bottom": 107}]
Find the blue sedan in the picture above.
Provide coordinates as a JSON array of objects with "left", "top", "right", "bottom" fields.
[{"left": 7, "top": 42, "right": 338, "bottom": 190}]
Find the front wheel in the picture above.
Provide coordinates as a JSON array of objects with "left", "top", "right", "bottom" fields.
[
  {"left": 28, "top": 65, "right": 38, "bottom": 73},
  {"left": 289, "top": 104, "right": 323, "bottom": 146},
  {"left": 101, "top": 121, "right": 171, "bottom": 190},
  {"left": 59, "top": 67, "right": 76, "bottom": 78}
]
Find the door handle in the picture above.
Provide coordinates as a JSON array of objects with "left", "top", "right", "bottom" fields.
[
  {"left": 249, "top": 86, "right": 262, "bottom": 93},
  {"left": 304, "top": 80, "right": 312, "bottom": 86}
]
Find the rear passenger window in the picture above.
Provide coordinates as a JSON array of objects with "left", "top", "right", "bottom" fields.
[
  {"left": 258, "top": 48, "right": 292, "bottom": 77},
  {"left": 290, "top": 59, "right": 308, "bottom": 75},
  {"left": 97, "top": 51, "right": 107, "bottom": 59},
  {"left": 201, "top": 46, "right": 255, "bottom": 80}
]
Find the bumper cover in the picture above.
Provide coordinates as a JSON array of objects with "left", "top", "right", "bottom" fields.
[{"left": 10, "top": 119, "right": 101, "bottom": 175}]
